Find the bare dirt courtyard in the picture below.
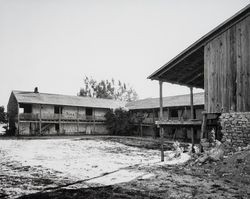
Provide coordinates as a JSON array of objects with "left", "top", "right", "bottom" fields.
[{"left": 0, "top": 136, "right": 249, "bottom": 199}]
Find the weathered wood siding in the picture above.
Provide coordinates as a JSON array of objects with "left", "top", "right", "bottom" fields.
[{"left": 204, "top": 16, "right": 250, "bottom": 113}]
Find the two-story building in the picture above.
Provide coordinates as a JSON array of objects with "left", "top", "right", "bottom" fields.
[
  {"left": 7, "top": 89, "right": 125, "bottom": 135},
  {"left": 126, "top": 93, "right": 204, "bottom": 142}
]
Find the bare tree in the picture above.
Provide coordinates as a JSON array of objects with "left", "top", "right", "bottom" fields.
[{"left": 79, "top": 76, "right": 138, "bottom": 102}]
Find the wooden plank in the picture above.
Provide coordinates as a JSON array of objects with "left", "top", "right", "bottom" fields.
[
  {"left": 204, "top": 44, "right": 209, "bottom": 113},
  {"left": 236, "top": 16, "right": 250, "bottom": 111},
  {"left": 229, "top": 24, "right": 237, "bottom": 111}
]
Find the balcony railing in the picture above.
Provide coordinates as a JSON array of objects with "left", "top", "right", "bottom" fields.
[
  {"left": 135, "top": 116, "right": 200, "bottom": 125},
  {"left": 19, "top": 113, "right": 39, "bottom": 120},
  {"left": 19, "top": 113, "right": 105, "bottom": 121}
]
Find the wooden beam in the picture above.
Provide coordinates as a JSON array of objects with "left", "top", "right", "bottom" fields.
[
  {"left": 175, "top": 65, "right": 203, "bottom": 83},
  {"left": 77, "top": 107, "right": 79, "bottom": 134},
  {"left": 17, "top": 103, "right": 20, "bottom": 136},
  {"left": 200, "top": 112, "right": 207, "bottom": 152},
  {"left": 184, "top": 72, "right": 204, "bottom": 85},
  {"left": 93, "top": 109, "right": 96, "bottom": 134},
  {"left": 59, "top": 106, "right": 61, "bottom": 134},
  {"left": 159, "top": 81, "right": 164, "bottom": 162},
  {"left": 190, "top": 87, "right": 195, "bottom": 151},
  {"left": 155, "top": 48, "right": 204, "bottom": 78},
  {"left": 39, "top": 104, "right": 42, "bottom": 135}
]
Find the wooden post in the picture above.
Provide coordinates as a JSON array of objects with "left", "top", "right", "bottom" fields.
[
  {"left": 39, "top": 104, "right": 42, "bottom": 135},
  {"left": 190, "top": 87, "right": 195, "bottom": 151},
  {"left": 77, "top": 107, "right": 79, "bottom": 134},
  {"left": 93, "top": 109, "right": 96, "bottom": 134},
  {"left": 140, "top": 124, "right": 143, "bottom": 137},
  {"left": 17, "top": 103, "right": 20, "bottom": 136},
  {"left": 200, "top": 112, "right": 207, "bottom": 152},
  {"left": 152, "top": 109, "right": 155, "bottom": 123},
  {"left": 59, "top": 106, "right": 61, "bottom": 134},
  {"left": 159, "top": 81, "right": 164, "bottom": 162}
]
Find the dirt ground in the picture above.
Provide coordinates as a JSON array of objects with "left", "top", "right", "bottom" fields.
[{"left": 0, "top": 136, "right": 250, "bottom": 199}]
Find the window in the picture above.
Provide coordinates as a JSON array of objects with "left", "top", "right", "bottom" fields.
[
  {"left": 170, "top": 109, "right": 178, "bottom": 118},
  {"left": 54, "top": 106, "right": 62, "bottom": 114},
  {"left": 55, "top": 124, "right": 59, "bottom": 131},
  {"left": 86, "top": 108, "right": 93, "bottom": 116},
  {"left": 19, "top": 103, "right": 32, "bottom": 113}
]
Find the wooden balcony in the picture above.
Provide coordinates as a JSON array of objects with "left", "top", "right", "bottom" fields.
[
  {"left": 19, "top": 113, "right": 39, "bottom": 120},
  {"left": 156, "top": 119, "right": 202, "bottom": 126},
  {"left": 19, "top": 113, "right": 105, "bottom": 122},
  {"left": 135, "top": 117, "right": 202, "bottom": 126}
]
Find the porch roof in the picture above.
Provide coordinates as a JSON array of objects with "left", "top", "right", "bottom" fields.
[{"left": 148, "top": 5, "right": 250, "bottom": 89}]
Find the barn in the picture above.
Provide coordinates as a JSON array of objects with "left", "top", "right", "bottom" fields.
[{"left": 148, "top": 5, "right": 250, "bottom": 149}]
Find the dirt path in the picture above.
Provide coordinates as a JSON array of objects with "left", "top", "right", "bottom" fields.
[{"left": 0, "top": 136, "right": 250, "bottom": 199}]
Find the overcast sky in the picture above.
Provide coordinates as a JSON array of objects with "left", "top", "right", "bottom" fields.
[{"left": 0, "top": 0, "right": 249, "bottom": 107}]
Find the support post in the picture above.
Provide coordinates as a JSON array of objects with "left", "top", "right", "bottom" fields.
[
  {"left": 17, "top": 103, "right": 20, "bottom": 136},
  {"left": 39, "top": 104, "right": 42, "bottom": 135},
  {"left": 200, "top": 112, "right": 207, "bottom": 152},
  {"left": 159, "top": 81, "right": 164, "bottom": 162},
  {"left": 59, "top": 106, "right": 61, "bottom": 134},
  {"left": 190, "top": 87, "right": 195, "bottom": 151},
  {"left": 93, "top": 109, "right": 96, "bottom": 134},
  {"left": 77, "top": 107, "right": 79, "bottom": 134}
]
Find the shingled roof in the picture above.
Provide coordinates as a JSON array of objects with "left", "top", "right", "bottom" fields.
[
  {"left": 12, "top": 90, "right": 126, "bottom": 109},
  {"left": 126, "top": 92, "right": 204, "bottom": 110}
]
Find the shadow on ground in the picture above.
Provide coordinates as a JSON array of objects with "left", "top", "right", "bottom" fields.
[{"left": 17, "top": 185, "right": 162, "bottom": 199}]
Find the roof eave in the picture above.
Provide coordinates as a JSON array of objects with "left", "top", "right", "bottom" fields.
[{"left": 148, "top": 4, "right": 250, "bottom": 81}]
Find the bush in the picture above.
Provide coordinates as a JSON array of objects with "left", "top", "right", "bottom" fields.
[{"left": 104, "top": 108, "right": 134, "bottom": 136}]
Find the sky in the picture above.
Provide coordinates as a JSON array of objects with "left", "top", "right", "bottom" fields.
[{"left": 0, "top": 0, "right": 249, "bottom": 107}]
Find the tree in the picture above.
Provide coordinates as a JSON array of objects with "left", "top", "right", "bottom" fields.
[
  {"left": 0, "top": 106, "right": 7, "bottom": 124},
  {"left": 79, "top": 76, "right": 138, "bottom": 102},
  {"left": 104, "top": 108, "right": 135, "bottom": 135}
]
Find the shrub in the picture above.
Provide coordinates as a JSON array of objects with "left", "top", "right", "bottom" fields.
[{"left": 105, "top": 108, "right": 134, "bottom": 135}]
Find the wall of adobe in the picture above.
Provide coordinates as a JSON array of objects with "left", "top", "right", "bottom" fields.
[{"left": 220, "top": 112, "right": 250, "bottom": 150}]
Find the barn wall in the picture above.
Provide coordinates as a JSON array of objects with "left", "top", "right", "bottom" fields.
[{"left": 204, "top": 15, "right": 250, "bottom": 113}]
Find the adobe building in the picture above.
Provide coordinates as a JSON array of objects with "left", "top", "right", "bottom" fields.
[
  {"left": 7, "top": 89, "right": 125, "bottom": 136},
  {"left": 126, "top": 93, "right": 205, "bottom": 142},
  {"left": 148, "top": 5, "right": 250, "bottom": 148}
]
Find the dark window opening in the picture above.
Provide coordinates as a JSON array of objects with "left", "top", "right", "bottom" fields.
[
  {"left": 54, "top": 106, "right": 62, "bottom": 114},
  {"left": 86, "top": 108, "right": 93, "bottom": 116},
  {"left": 20, "top": 103, "right": 32, "bottom": 113},
  {"left": 55, "top": 124, "right": 59, "bottom": 131},
  {"left": 154, "top": 110, "right": 158, "bottom": 118},
  {"left": 170, "top": 109, "right": 178, "bottom": 118}
]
